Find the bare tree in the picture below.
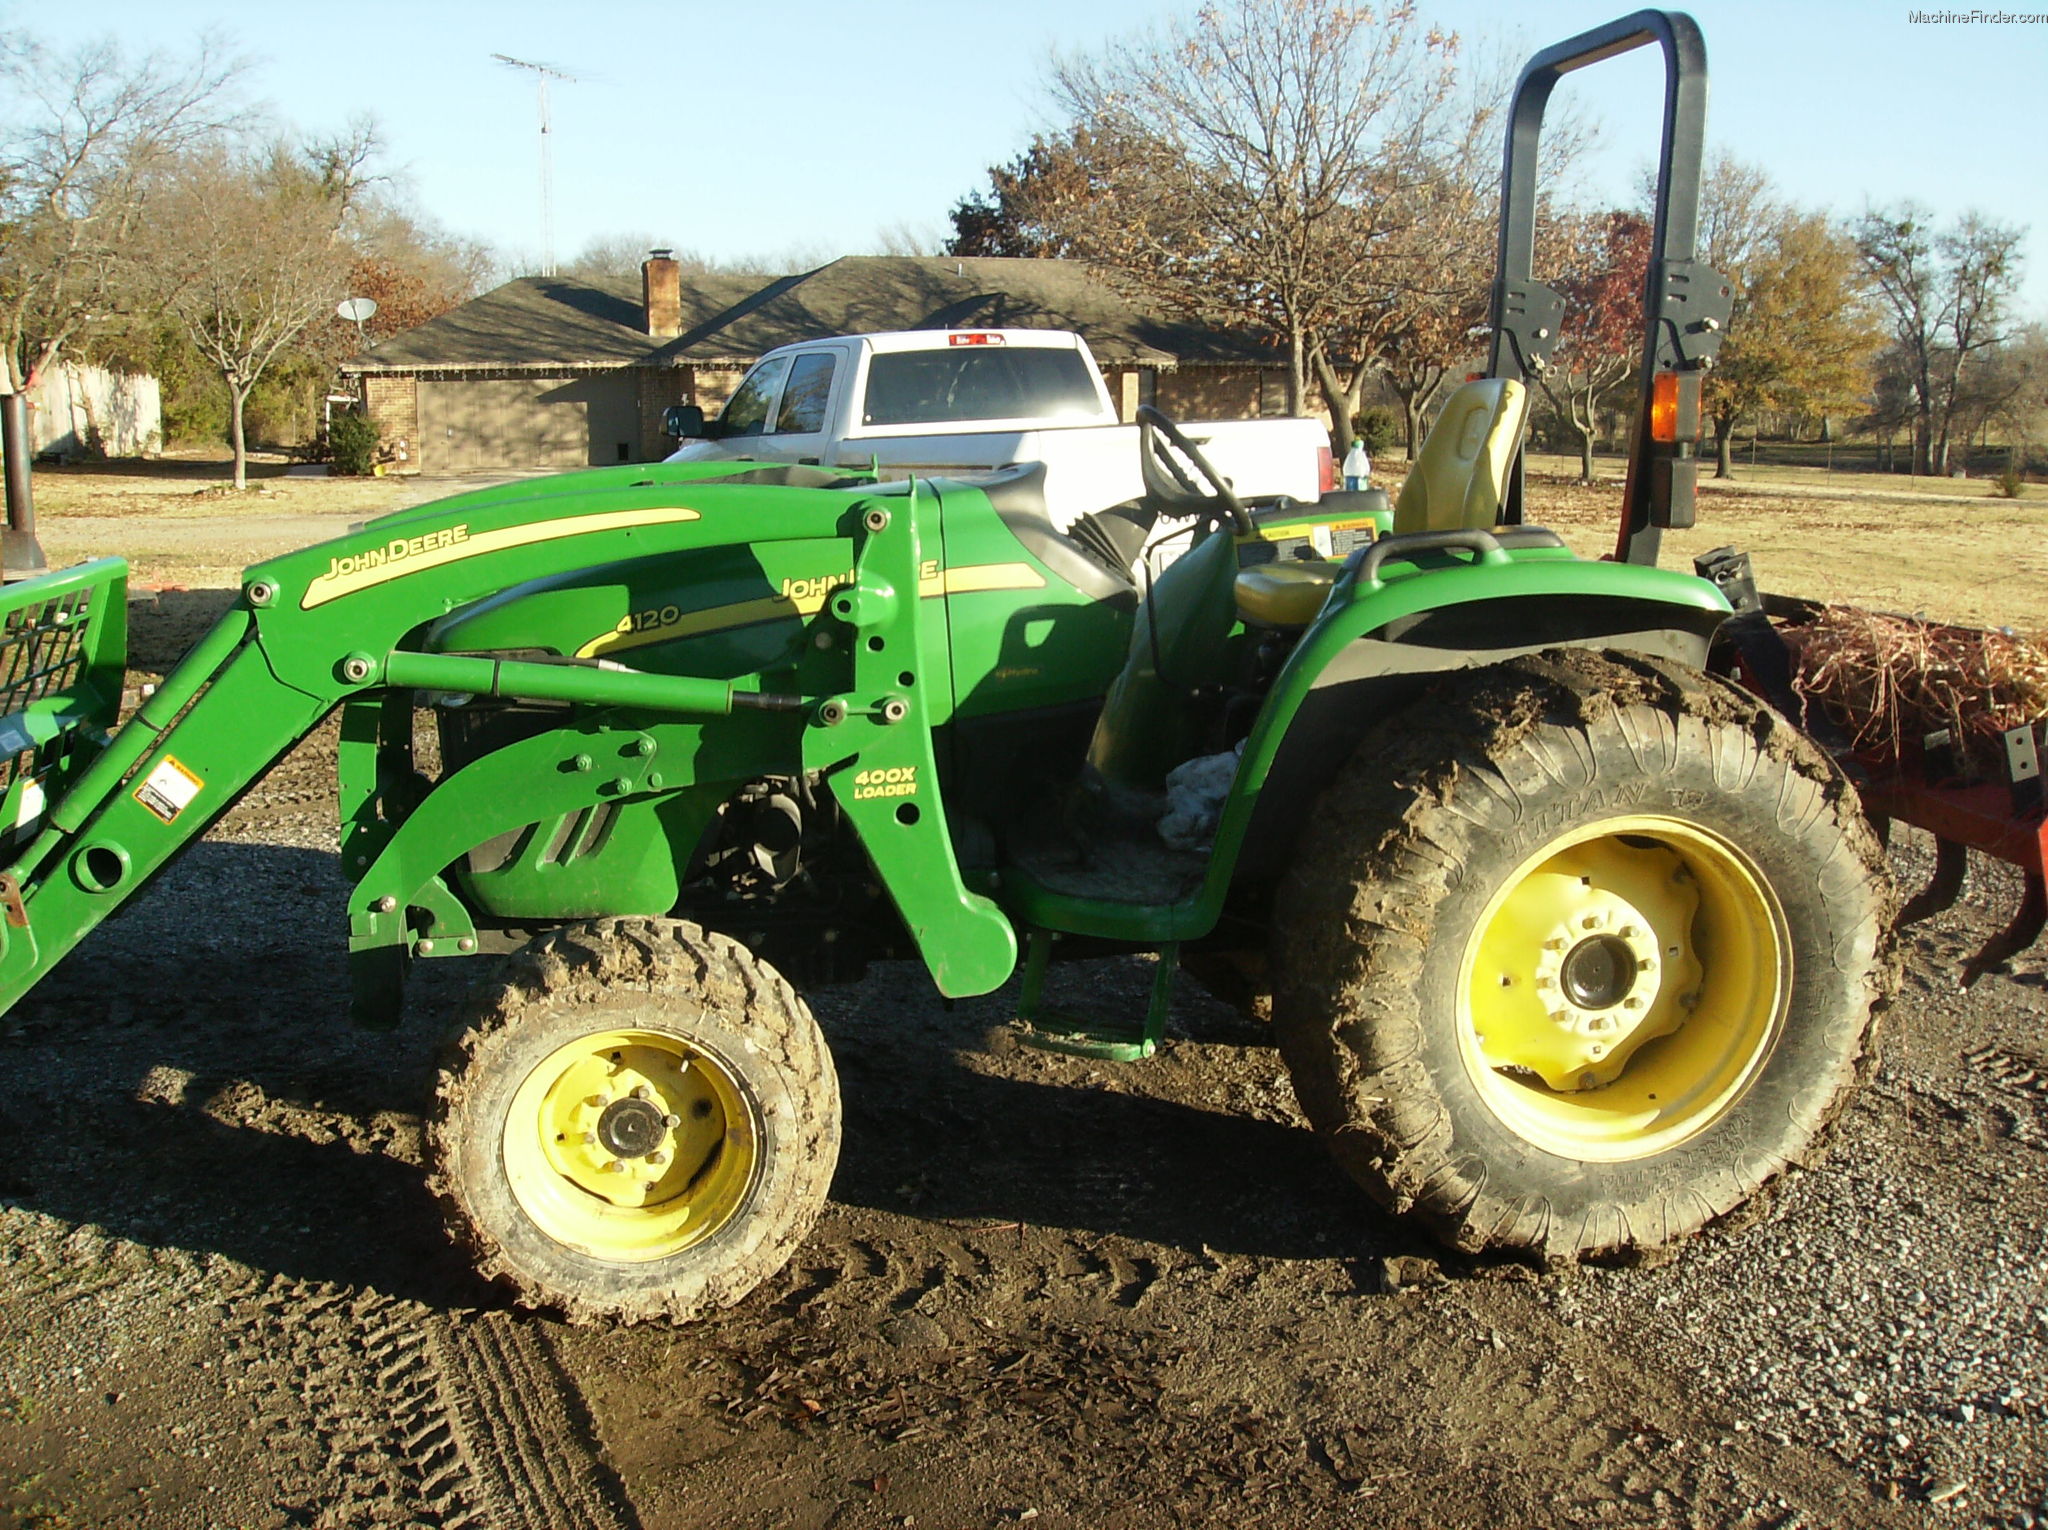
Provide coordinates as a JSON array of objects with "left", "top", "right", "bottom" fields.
[
  {"left": 871, "top": 220, "right": 944, "bottom": 258},
  {"left": 151, "top": 145, "right": 353, "bottom": 487},
  {"left": 562, "top": 232, "right": 682, "bottom": 279},
  {"left": 1953, "top": 321, "right": 2048, "bottom": 470},
  {"left": 1308, "top": 48, "right": 1516, "bottom": 456},
  {"left": 1856, "top": 205, "right": 2025, "bottom": 476},
  {"left": 1044, "top": 0, "right": 1460, "bottom": 416},
  {"left": 0, "top": 32, "right": 242, "bottom": 395}
]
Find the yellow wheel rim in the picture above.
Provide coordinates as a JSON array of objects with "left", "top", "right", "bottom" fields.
[
  {"left": 1458, "top": 816, "right": 1789, "bottom": 1162},
  {"left": 503, "top": 1028, "right": 760, "bottom": 1262}
]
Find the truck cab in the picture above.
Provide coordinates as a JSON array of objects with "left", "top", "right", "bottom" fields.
[{"left": 664, "top": 328, "right": 1327, "bottom": 535}]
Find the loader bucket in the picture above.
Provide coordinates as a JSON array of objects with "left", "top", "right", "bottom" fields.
[{"left": 0, "top": 559, "right": 128, "bottom": 869}]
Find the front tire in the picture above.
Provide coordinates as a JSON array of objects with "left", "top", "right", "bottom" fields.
[
  {"left": 1273, "top": 650, "right": 1893, "bottom": 1263},
  {"left": 430, "top": 918, "right": 840, "bottom": 1322}
]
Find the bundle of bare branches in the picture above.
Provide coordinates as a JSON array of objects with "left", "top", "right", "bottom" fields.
[{"left": 1783, "top": 606, "right": 2048, "bottom": 774}]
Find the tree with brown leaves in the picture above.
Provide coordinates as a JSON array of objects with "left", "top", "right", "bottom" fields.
[{"left": 1533, "top": 209, "right": 1651, "bottom": 484}]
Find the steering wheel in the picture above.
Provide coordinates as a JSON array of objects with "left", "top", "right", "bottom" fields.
[{"left": 1137, "top": 405, "right": 1253, "bottom": 536}]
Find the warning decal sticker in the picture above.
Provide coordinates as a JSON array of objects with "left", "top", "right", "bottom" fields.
[{"left": 133, "top": 755, "right": 204, "bottom": 825}]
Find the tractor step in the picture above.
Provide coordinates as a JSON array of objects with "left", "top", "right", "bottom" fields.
[{"left": 1011, "top": 928, "right": 1177, "bottom": 1061}]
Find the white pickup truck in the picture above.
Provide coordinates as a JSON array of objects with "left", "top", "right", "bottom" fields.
[{"left": 661, "top": 329, "right": 1332, "bottom": 531}]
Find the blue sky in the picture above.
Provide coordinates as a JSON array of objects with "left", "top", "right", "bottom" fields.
[{"left": 14, "top": 0, "right": 2047, "bottom": 314}]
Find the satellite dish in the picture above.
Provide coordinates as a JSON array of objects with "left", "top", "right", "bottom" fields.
[{"left": 336, "top": 297, "right": 379, "bottom": 324}]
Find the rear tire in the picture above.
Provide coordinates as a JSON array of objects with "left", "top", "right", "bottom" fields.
[
  {"left": 1272, "top": 649, "right": 1893, "bottom": 1263},
  {"left": 430, "top": 918, "right": 839, "bottom": 1322}
]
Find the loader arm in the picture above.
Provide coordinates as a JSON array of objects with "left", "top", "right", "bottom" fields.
[{"left": 0, "top": 465, "right": 1017, "bottom": 1025}]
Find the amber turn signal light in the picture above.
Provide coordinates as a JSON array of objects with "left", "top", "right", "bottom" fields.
[{"left": 1649, "top": 371, "right": 1680, "bottom": 443}]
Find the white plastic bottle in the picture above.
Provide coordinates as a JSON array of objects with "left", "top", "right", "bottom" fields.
[{"left": 1342, "top": 438, "right": 1370, "bottom": 491}]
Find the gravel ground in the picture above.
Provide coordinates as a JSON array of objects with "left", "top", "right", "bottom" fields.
[{"left": 0, "top": 582, "right": 2044, "bottom": 1527}]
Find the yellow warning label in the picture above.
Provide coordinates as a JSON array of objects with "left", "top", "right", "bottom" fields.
[{"left": 134, "top": 755, "right": 204, "bottom": 825}]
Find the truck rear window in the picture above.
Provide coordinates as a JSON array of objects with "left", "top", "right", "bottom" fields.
[{"left": 861, "top": 348, "right": 1104, "bottom": 427}]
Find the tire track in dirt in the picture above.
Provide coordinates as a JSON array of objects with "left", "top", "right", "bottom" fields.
[
  {"left": 427, "top": 1313, "right": 639, "bottom": 1530},
  {"left": 227, "top": 1278, "right": 638, "bottom": 1529}
]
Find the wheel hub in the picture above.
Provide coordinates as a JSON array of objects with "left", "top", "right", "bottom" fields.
[
  {"left": 597, "top": 1096, "right": 668, "bottom": 1159},
  {"left": 1458, "top": 816, "right": 1789, "bottom": 1164},
  {"left": 1559, "top": 933, "right": 1639, "bottom": 1010},
  {"left": 504, "top": 1029, "right": 759, "bottom": 1261},
  {"left": 1469, "top": 838, "right": 1703, "bottom": 1091}
]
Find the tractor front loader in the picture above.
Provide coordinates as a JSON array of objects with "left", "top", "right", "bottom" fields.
[{"left": 0, "top": 10, "right": 1897, "bottom": 1321}]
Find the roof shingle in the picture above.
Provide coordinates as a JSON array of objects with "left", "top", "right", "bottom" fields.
[{"left": 347, "top": 256, "right": 1277, "bottom": 374}]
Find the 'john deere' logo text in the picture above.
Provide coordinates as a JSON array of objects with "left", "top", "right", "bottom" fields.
[
  {"left": 781, "top": 570, "right": 853, "bottom": 604},
  {"left": 327, "top": 524, "right": 470, "bottom": 581}
]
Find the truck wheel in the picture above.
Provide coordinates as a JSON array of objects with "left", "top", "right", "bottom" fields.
[
  {"left": 430, "top": 918, "right": 839, "bottom": 1322},
  {"left": 1272, "top": 649, "right": 1893, "bottom": 1263}
]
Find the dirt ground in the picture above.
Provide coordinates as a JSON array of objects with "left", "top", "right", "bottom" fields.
[{"left": 1, "top": 462, "right": 2046, "bottom": 1529}]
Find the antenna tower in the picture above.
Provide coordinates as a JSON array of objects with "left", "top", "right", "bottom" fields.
[{"left": 492, "top": 53, "right": 579, "bottom": 276}]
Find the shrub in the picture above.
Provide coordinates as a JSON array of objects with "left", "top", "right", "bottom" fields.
[
  {"left": 1348, "top": 406, "right": 1400, "bottom": 458},
  {"left": 328, "top": 409, "right": 381, "bottom": 476}
]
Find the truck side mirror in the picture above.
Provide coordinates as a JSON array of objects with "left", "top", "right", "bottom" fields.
[{"left": 663, "top": 403, "right": 708, "bottom": 439}]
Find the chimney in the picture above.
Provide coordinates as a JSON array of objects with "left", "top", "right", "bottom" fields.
[{"left": 642, "top": 249, "right": 681, "bottom": 339}]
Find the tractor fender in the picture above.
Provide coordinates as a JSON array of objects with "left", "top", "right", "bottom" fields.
[{"left": 1210, "top": 561, "right": 1731, "bottom": 902}]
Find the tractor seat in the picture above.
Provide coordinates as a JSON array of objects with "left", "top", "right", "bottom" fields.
[
  {"left": 1235, "top": 560, "right": 1338, "bottom": 628},
  {"left": 974, "top": 461, "right": 1141, "bottom": 606}
]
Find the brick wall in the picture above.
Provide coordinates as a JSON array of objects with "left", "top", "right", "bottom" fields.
[
  {"left": 362, "top": 375, "right": 419, "bottom": 473},
  {"left": 1154, "top": 367, "right": 1261, "bottom": 420},
  {"left": 637, "top": 369, "right": 693, "bottom": 459}
]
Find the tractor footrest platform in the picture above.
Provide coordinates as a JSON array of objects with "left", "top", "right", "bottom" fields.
[{"left": 1011, "top": 929, "right": 1176, "bottom": 1062}]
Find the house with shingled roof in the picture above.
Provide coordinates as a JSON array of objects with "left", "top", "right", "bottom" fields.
[{"left": 341, "top": 254, "right": 1291, "bottom": 475}]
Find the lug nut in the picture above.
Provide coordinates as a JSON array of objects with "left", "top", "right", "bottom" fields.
[{"left": 663, "top": 1113, "right": 681, "bottom": 1128}]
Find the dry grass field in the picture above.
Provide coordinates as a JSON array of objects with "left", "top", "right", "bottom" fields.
[
  {"left": 27, "top": 454, "right": 2043, "bottom": 632},
  {"left": 1515, "top": 458, "right": 2048, "bottom": 633}
]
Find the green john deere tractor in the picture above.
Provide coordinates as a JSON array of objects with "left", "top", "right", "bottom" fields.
[{"left": 0, "top": 11, "right": 1889, "bottom": 1320}]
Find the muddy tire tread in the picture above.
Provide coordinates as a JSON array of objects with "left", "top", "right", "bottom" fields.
[
  {"left": 428, "top": 917, "right": 840, "bottom": 1324},
  {"left": 1272, "top": 648, "right": 1896, "bottom": 1263}
]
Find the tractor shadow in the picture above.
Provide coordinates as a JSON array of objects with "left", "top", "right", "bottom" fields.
[
  {"left": 1, "top": 830, "right": 1422, "bottom": 1303},
  {"left": 0, "top": 838, "right": 495, "bottom": 1309},
  {"left": 813, "top": 960, "right": 1427, "bottom": 1268}
]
